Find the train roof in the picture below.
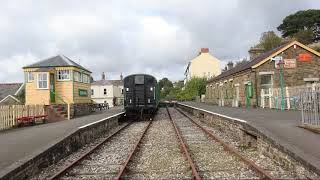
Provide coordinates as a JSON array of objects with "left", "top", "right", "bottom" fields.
[{"left": 123, "top": 74, "right": 157, "bottom": 81}]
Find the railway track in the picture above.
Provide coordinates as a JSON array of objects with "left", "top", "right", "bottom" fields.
[
  {"left": 33, "top": 107, "right": 280, "bottom": 179},
  {"left": 120, "top": 108, "right": 192, "bottom": 179},
  {"left": 166, "top": 106, "right": 275, "bottom": 180},
  {"left": 47, "top": 120, "right": 152, "bottom": 179}
]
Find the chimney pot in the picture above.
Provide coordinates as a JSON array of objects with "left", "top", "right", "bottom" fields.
[
  {"left": 200, "top": 48, "right": 209, "bottom": 53},
  {"left": 120, "top": 73, "right": 123, "bottom": 81},
  {"left": 102, "top": 72, "right": 106, "bottom": 80}
]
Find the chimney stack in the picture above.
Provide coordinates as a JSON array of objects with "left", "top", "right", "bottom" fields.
[
  {"left": 227, "top": 62, "right": 234, "bottom": 70},
  {"left": 102, "top": 72, "right": 106, "bottom": 80},
  {"left": 120, "top": 73, "right": 123, "bottom": 81},
  {"left": 248, "top": 47, "right": 264, "bottom": 60}
]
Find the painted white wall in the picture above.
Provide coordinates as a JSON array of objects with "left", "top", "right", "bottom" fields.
[
  {"left": 91, "top": 84, "right": 123, "bottom": 107},
  {"left": 185, "top": 52, "right": 221, "bottom": 83}
]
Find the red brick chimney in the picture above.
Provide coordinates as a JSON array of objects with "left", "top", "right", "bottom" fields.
[{"left": 200, "top": 48, "right": 209, "bottom": 53}]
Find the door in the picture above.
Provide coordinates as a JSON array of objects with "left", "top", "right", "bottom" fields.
[
  {"left": 234, "top": 86, "right": 239, "bottom": 107},
  {"left": 245, "top": 82, "right": 253, "bottom": 107},
  {"left": 50, "top": 74, "right": 55, "bottom": 103}
]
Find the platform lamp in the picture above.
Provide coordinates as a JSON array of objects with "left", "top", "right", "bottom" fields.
[{"left": 277, "top": 60, "right": 285, "bottom": 111}]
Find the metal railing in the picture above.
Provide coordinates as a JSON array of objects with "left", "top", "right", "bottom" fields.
[{"left": 301, "top": 91, "right": 320, "bottom": 126}]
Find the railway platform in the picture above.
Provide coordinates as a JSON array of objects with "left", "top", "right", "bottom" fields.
[
  {"left": 178, "top": 101, "right": 320, "bottom": 174},
  {"left": 0, "top": 106, "right": 124, "bottom": 176}
]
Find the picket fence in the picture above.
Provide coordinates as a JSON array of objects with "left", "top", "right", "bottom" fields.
[{"left": 0, "top": 105, "right": 45, "bottom": 131}]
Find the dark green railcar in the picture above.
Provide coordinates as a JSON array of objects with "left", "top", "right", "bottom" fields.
[{"left": 123, "top": 74, "right": 159, "bottom": 119}]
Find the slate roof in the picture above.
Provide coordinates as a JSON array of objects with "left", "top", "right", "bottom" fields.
[
  {"left": 23, "top": 55, "right": 91, "bottom": 73},
  {"left": 208, "top": 41, "right": 293, "bottom": 82},
  {"left": 91, "top": 80, "right": 123, "bottom": 86},
  {"left": 0, "top": 83, "right": 23, "bottom": 101}
]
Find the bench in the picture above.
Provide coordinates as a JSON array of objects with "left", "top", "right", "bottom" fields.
[{"left": 16, "top": 115, "right": 48, "bottom": 127}]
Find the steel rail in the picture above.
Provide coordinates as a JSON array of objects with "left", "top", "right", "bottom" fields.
[
  {"left": 166, "top": 106, "right": 202, "bottom": 180},
  {"left": 114, "top": 119, "right": 153, "bottom": 180},
  {"left": 48, "top": 122, "right": 133, "bottom": 180},
  {"left": 175, "top": 107, "right": 276, "bottom": 180}
]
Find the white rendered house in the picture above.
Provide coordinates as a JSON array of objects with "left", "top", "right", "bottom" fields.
[{"left": 91, "top": 73, "right": 124, "bottom": 107}]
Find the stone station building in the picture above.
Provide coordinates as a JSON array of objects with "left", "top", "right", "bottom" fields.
[{"left": 205, "top": 41, "right": 320, "bottom": 108}]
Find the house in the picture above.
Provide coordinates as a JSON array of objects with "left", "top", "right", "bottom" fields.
[
  {"left": 91, "top": 73, "right": 124, "bottom": 107},
  {"left": 184, "top": 48, "right": 221, "bottom": 84},
  {"left": 23, "top": 55, "right": 92, "bottom": 117},
  {"left": 206, "top": 41, "right": 320, "bottom": 109},
  {"left": 0, "top": 83, "right": 25, "bottom": 105}
]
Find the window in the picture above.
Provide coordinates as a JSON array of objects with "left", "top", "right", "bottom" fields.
[
  {"left": 121, "top": 89, "right": 124, "bottom": 94},
  {"left": 57, "top": 70, "right": 70, "bottom": 80},
  {"left": 260, "top": 75, "right": 272, "bottom": 89},
  {"left": 82, "top": 74, "right": 90, "bottom": 83},
  {"left": 74, "top": 71, "right": 82, "bottom": 82},
  {"left": 27, "top": 72, "right": 34, "bottom": 82},
  {"left": 38, "top": 73, "right": 48, "bottom": 89},
  {"left": 91, "top": 89, "right": 94, "bottom": 95},
  {"left": 104, "top": 88, "right": 107, "bottom": 95}
]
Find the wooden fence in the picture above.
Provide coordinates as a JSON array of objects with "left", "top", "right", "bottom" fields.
[{"left": 0, "top": 105, "right": 45, "bottom": 131}]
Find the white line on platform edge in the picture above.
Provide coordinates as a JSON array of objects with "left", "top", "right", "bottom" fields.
[
  {"left": 178, "top": 103, "right": 247, "bottom": 123},
  {"left": 79, "top": 111, "right": 125, "bottom": 129}
]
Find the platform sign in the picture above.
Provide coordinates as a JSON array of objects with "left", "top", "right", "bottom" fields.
[
  {"left": 275, "top": 58, "right": 296, "bottom": 69},
  {"left": 284, "top": 59, "right": 296, "bottom": 69},
  {"left": 298, "top": 53, "right": 312, "bottom": 62}
]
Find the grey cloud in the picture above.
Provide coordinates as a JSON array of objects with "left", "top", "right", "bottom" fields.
[{"left": 0, "top": 0, "right": 319, "bottom": 83}]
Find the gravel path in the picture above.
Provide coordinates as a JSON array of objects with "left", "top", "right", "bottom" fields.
[
  {"left": 168, "top": 107, "right": 260, "bottom": 179},
  {"left": 190, "top": 111, "right": 319, "bottom": 179},
  {"left": 122, "top": 108, "right": 192, "bottom": 179}
]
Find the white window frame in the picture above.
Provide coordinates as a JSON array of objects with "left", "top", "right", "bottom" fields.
[
  {"left": 37, "top": 72, "right": 48, "bottom": 89},
  {"left": 57, "top": 70, "right": 70, "bottom": 81},
  {"left": 82, "top": 74, "right": 90, "bottom": 83},
  {"left": 74, "top": 71, "right": 82, "bottom": 82},
  {"left": 27, "top": 72, "right": 34, "bottom": 82},
  {"left": 260, "top": 74, "right": 273, "bottom": 91}
]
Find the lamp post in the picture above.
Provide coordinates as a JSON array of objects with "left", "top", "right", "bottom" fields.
[{"left": 277, "top": 60, "right": 285, "bottom": 111}]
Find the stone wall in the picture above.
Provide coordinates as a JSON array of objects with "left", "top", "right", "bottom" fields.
[
  {"left": 72, "top": 103, "right": 92, "bottom": 117},
  {"left": 0, "top": 113, "right": 122, "bottom": 180}
]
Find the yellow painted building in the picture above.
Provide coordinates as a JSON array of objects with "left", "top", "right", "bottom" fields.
[
  {"left": 184, "top": 48, "right": 221, "bottom": 84},
  {"left": 23, "top": 55, "right": 91, "bottom": 105}
]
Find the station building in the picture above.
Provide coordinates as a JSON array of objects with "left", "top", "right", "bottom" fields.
[
  {"left": 23, "top": 55, "right": 92, "bottom": 118},
  {"left": 205, "top": 41, "right": 320, "bottom": 108}
]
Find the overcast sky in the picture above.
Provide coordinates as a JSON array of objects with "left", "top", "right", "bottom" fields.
[{"left": 0, "top": 0, "right": 319, "bottom": 83}]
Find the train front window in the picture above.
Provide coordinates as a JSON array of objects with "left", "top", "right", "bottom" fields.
[{"left": 135, "top": 75, "right": 144, "bottom": 84}]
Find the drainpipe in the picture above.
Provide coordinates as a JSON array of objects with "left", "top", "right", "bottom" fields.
[
  {"left": 67, "top": 103, "right": 71, "bottom": 120},
  {"left": 253, "top": 69, "right": 259, "bottom": 107}
]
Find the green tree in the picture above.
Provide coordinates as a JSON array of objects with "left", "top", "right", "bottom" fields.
[
  {"left": 292, "top": 29, "right": 315, "bottom": 44},
  {"left": 158, "top": 77, "right": 173, "bottom": 99},
  {"left": 277, "top": 9, "right": 320, "bottom": 39},
  {"left": 256, "top": 31, "right": 283, "bottom": 51},
  {"left": 180, "top": 77, "right": 207, "bottom": 101}
]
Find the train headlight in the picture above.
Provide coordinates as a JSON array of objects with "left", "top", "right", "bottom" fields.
[
  {"left": 150, "top": 87, "right": 153, "bottom": 91},
  {"left": 126, "top": 88, "right": 129, "bottom": 92}
]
